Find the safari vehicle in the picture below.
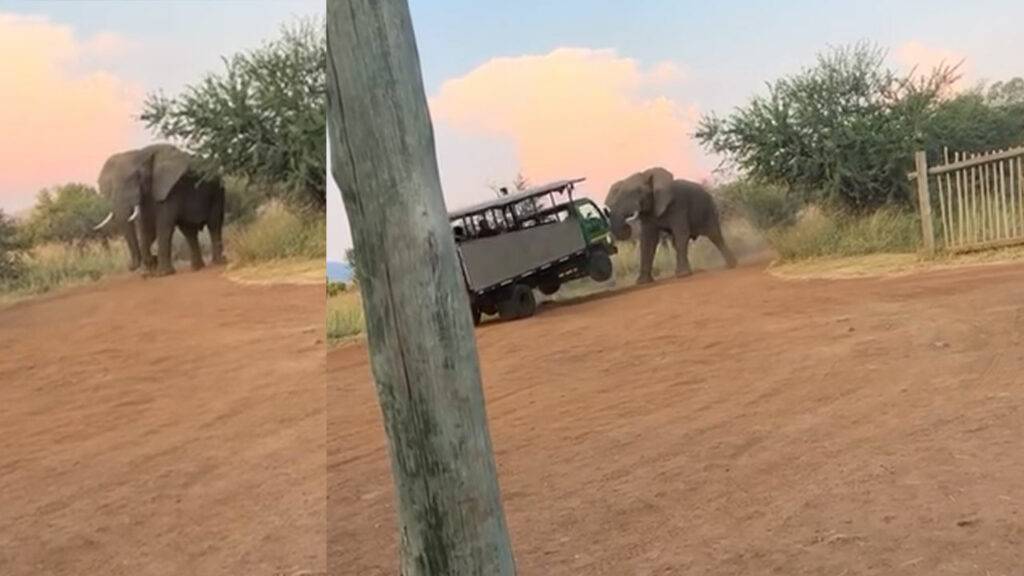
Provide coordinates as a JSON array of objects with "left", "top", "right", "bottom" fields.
[{"left": 448, "top": 178, "right": 617, "bottom": 324}]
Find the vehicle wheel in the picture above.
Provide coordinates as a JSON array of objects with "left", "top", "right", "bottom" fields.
[
  {"left": 481, "top": 302, "right": 498, "bottom": 316},
  {"left": 497, "top": 284, "right": 536, "bottom": 320},
  {"left": 587, "top": 250, "right": 613, "bottom": 282},
  {"left": 471, "top": 305, "right": 482, "bottom": 326},
  {"left": 538, "top": 276, "right": 561, "bottom": 295}
]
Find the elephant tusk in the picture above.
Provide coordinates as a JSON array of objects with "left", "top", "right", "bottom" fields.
[
  {"left": 127, "top": 205, "right": 140, "bottom": 223},
  {"left": 93, "top": 212, "right": 114, "bottom": 231}
]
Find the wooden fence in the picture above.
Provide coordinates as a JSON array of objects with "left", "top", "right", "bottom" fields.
[{"left": 909, "top": 146, "right": 1024, "bottom": 254}]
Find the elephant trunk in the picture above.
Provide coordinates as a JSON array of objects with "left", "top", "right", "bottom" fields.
[
  {"left": 93, "top": 205, "right": 139, "bottom": 230},
  {"left": 608, "top": 210, "right": 632, "bottom": 241}
]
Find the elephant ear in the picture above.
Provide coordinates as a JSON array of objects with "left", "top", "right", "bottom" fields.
[
  {"left": 149, "top": 145, "right": 193, "bottom": 202},
  {"left": 646, "top": 167, "right": 675, "bottom": 217}
]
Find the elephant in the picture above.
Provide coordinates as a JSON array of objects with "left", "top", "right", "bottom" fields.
[
  {"left": 605, "top": 167, "right": 737, "bottom": 285},
  {"left": 93, "top": 143, "right": 226, "bottom": 276}
]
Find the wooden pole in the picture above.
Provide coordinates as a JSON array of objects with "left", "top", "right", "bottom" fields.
[
  {"left": 325, "top": 2, "right": 517, "bottom": 574},
  {"left": 915, "top": 151, "right": 936, "bottom": 255}
]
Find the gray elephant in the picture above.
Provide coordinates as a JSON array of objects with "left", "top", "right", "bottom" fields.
[
  {"left": 94, "top": 143, "right": 226, "bottom": 276},
  {"left": 605, "top": 167, "right": 736, "bottom": 285}
]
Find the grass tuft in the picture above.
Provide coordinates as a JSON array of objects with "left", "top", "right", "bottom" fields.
[
  {"left": 228, "top": 201, "right": 326, "bottom": 264},
  {"left": 0, "top": 242, "right": 126, "bottom": 299},
  {"left": 768, "top": 206, "right": 921, "bottom": 261},
  {"left": 327, "top": 289, "right": 365, "bottom": 341}
]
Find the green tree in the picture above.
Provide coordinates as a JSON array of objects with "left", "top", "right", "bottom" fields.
[
  {"left": 922, "top": 77, "right": 1024, "bottom": 158},
  {"left": 696, "top": 42, "right": 960, "bottom": 211},
  {"left": 26, "top": 183, "right": 112, "bottom": 247},
  {"left": 0, "top": 209, "right": 26, "bottom": 282},
  {"left": 142, "top": 17, "right": 326, "bottom": 210}
]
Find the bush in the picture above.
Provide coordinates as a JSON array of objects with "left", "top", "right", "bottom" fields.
[
  {"left": 697, "top": 42, "right": 959, "bottom": 211},
  {"left": 228, "top": 201, "right": 326, "bottom": 263},
  {"left": 24, "top": 183, "right": 112, "bottom": 246},
  {"left": 768, "top": 206, "right": 920, "bottom": 260},
  {"left": 142, "top": 17, "right": 326, "bottom": 211},
  {"left": 0, "top": 210, "right": 26, "bottom": 281},
  {"left": 714, "top": 180, "right": 801, "bottom": 230}
]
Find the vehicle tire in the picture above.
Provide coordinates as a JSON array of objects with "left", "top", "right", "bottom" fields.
[
  {"left": 471, "top": 305, "right": 482, "bottom": 326},
  {"left": 497, "top": 284, "right": 536, "bottom": 320},
  {"left": 587, "top": 250, "right": 613, "bottom": 282},
  {"left": 538, "top": 276, "right": 561, "bottom": 295}
]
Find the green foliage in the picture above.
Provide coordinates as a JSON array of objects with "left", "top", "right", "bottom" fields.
[
  {"left": 697, "top": 42, "right": 960, "bottom": 211},
  {"left": 327, "top": 281, "right": 348, "bottom": 297},
  {"left": 0, "top": 210, "right": 27, "bottom": 281},
  {"left": 714, "top": 180, "right": 802, "bottom": 229},
  {"left": 768, "top": 206, "right": 921, "bottom": 260},
  {"left": 922, "top": 78, "right": 1024, "bottom": 159},
  {"left": 343, "top": 247, "right": 360, "bottom": 285},
  {"left": 142, "top": 17, "right": 326, "bottom": 210},
  {"left": 25, "top": 183, "right": 112, "bottom": 246},
  {"left": 228, "top": 202, "right": 326, "bottom": 263}
]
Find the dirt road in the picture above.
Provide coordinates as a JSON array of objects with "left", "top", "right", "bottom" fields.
[
  {"left": 0, "top": 270, "right": 325, "bottom": 575},
  {"left": 333, "top": 262, "right": 1024, "bottom": 575}
]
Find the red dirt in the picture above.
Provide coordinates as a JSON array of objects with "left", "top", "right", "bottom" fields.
[
  {"left": 0, "top": 270, "right": 326, "bottom": 575},
  {"left": 333, "top": 262, "right": 1024, "bottom": 575}
]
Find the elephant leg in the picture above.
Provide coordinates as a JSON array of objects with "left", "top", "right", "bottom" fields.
[
  {"left": 181, "top": 225, "right": 204, "bottom": 271},
  {"left": 152, "top": 208, "right": 176, "bottom": 277},
  {"left": 121, "top": 222, "right": 142, "bottom": 271},
  {"left": 208, "top": 191, "right": 226, "bottom": 265},
  {"left": 708, "top": 224, "right": 738, "bottom": 269},
  {"left": 637, "top": 223, "right": 659, "bottom": 285},
  {"left": 137, "top": 216, "right": 157, "bottom": 271},
  {"left": 670, "top": 222, "right": 692, "bottom": 277}
]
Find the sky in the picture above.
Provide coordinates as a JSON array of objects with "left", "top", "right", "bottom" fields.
[
  {"left": 2, "top": 2, "right": 1020, "bottom": 261},
  {"left": 330, "top": 0, "right": 1023, "bottom": 261},
  {"left": 0, "top": 0, "right": 323, "bottom": 214}
]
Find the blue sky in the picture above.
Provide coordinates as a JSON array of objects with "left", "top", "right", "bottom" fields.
[{"left": 330, "top": 0, "right": 1024, "bottom": 261}]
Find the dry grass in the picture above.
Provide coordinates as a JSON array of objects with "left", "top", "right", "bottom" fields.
[
  {"left": 327, "top": 289, "right": 365, "bottom": 342},
  {"left": 0, "top": 242, "right": 127, "bottom": 305},
  {"left": 770, "top": 242, "right": 1024, "bottom": 280},
  {"left": 225, "top": 258, "right": 325, "bottom": 285}
]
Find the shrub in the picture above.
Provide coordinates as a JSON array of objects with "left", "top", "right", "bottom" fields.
[
  {"left": 768, "top": 206, "right": 920, "bottom": 260},
  {"left": 228, "top": 201, "right": 326, "bottom": 263},
  {"left": 696, "top": 42, "right": 959, "bottom": 211},
  {"left": 714, "top": 180, "right": 801, "bottom": 230},
  {"left": 24, "top": 183, "right": 112, "bottom": 246},
  {"left": 142, "top": 17, "right": 326, "bottom": 211},
  {"left": 0, "top": 210, "right": 26, "bottom": 282}
]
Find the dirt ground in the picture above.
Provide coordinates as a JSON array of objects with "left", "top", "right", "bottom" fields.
[
  {"left": 333, "top": 261, "right": 1024, "bottom": 575},
  {"left": 0, "top": 270, "right": 326, "bottom": 575}
]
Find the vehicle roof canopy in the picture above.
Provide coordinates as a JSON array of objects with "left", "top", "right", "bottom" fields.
[{"left": 448, "top": 178, "right": 586, "bottom": 220}]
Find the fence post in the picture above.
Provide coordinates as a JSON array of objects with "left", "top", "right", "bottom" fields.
[
  {"left": 326, "top": 1, "right": 517, "bottom": 575},
  {"left": 915, "top": 150, "right": 936, "bottom": 255}
]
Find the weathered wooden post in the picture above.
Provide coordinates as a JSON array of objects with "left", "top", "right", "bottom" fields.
[
  {"left": 325, "top": 1, "right": 517, "bottom": 575},
  {"left": 914, "top": 150, "right": 936, "bottom": 255}
]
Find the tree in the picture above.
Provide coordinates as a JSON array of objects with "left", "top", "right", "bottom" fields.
[
  {"left": 921, "top": 77, "right": 1024, "bottom": 157},
  {"left": 25, "top": 183, "right": 112, "bottom": 247},
  {"left": 696, "top": 42, "right": 960, "bottom": 211},
  {"left": 142, "top": 17, "right": 326, "bottom": 210},
  {"left": 327, "top": 1, "right": 516, "bottom": 573},
  {"left": 0, "top": 210, "right": 26, "bottom": 282}
]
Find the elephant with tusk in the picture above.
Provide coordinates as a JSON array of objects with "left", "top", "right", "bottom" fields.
[
  {"left": 605, "top": 166, "right": 737, "bottom": 285},
  {"left": 94, "top": 143, "right": 226, "bottom": 276}
]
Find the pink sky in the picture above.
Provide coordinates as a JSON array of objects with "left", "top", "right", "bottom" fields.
[
  {"left": 429, "top": 48, "right": 701, "bottom": 204},
  {"left": 0, "top": 13, "right": 146, "bottom": 212}
]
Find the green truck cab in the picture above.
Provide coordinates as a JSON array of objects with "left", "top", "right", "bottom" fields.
[{"left": 448, "top": 178, "right": 617, "bottom": 324}]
